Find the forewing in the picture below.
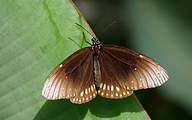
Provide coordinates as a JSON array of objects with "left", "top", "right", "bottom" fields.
[
  {"left": 99, "top": 45, "right": 168, "bottom": 91},
  {"left": 42, "top": 47, "right": 97, "bottom": 104}
]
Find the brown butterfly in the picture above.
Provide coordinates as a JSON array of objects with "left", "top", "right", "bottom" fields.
[{"left": 42, "top": 23, "right": 169, "bottom": 104}]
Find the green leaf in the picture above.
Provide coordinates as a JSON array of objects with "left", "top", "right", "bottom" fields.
[{"left": 0, "top": 0, "right": 149, "bottom": 119}]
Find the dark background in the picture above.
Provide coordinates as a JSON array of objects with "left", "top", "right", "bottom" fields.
[{"left": 73, "top": 0, "right": 192, "bottom": 119}]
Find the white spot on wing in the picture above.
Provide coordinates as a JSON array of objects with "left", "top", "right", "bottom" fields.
[
  {"left": 100, "top": 83, "right": 103, "bottom": 88},
  {"left": 116, "top": 87, "right": 120, "bottom": 91},
  {"left": 107, "top": 85, "right": 110, "bottom": 90},
  {"left": 103, "top": 84, "right": 106, "bottom": 90},
  {"left": 88, "top": 87, "right": 90, "bottom": 93},
  {"left": 80, "top": 91, "right": 84, "bottom": 96},
  {"left": 59, "top": 64, "right": 63, "bottom": 67},
  {"left": 91, "top": 86, "right": 94, "bottom": 91},
  {"left": 139, "top": 55, "right": 143, "bottom": 58},
  {"left": 85, "top": 89, "right": 88, "bottom": 94},
  {"left": 111, "top": 85, "right": 114, "bottom": 91}
]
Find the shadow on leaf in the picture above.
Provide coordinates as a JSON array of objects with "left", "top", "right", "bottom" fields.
[{"left": 34, "top": 94, "right": 143, "bottom": 120}]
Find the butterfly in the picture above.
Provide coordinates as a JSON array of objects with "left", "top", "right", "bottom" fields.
[{"left": 42, "top": 23, "right": 169, "bottom": 104}]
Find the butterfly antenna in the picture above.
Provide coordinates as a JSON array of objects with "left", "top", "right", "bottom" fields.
[
  {"left": 75, "top": 23, "right": 95, "bottom": 38},
  {"left": 98, "top": 21, "right": 116, "bottom": 37}
]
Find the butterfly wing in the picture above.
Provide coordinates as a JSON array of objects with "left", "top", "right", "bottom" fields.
[
  {"left": 98, "top": 53, "right": 133, "bottom": 98},
  {"left": 42, "top": 47, "right": 97, "bottom": 104},
  {"left": 98, "top": 45, "right": 168, "bottom": 98}
]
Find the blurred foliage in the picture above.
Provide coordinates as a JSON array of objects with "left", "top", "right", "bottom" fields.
[{"left": 74, "top": 0, "right": 192, "bottom": 119}]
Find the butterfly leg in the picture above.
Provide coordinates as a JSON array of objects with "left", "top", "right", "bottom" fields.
[{"left": 83, "top": 32, "right": 92, "bottom": 45}]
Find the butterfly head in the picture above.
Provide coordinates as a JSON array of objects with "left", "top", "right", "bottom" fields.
[{"left": 91, "top": 37, "right": 102, "bottom": 55}]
